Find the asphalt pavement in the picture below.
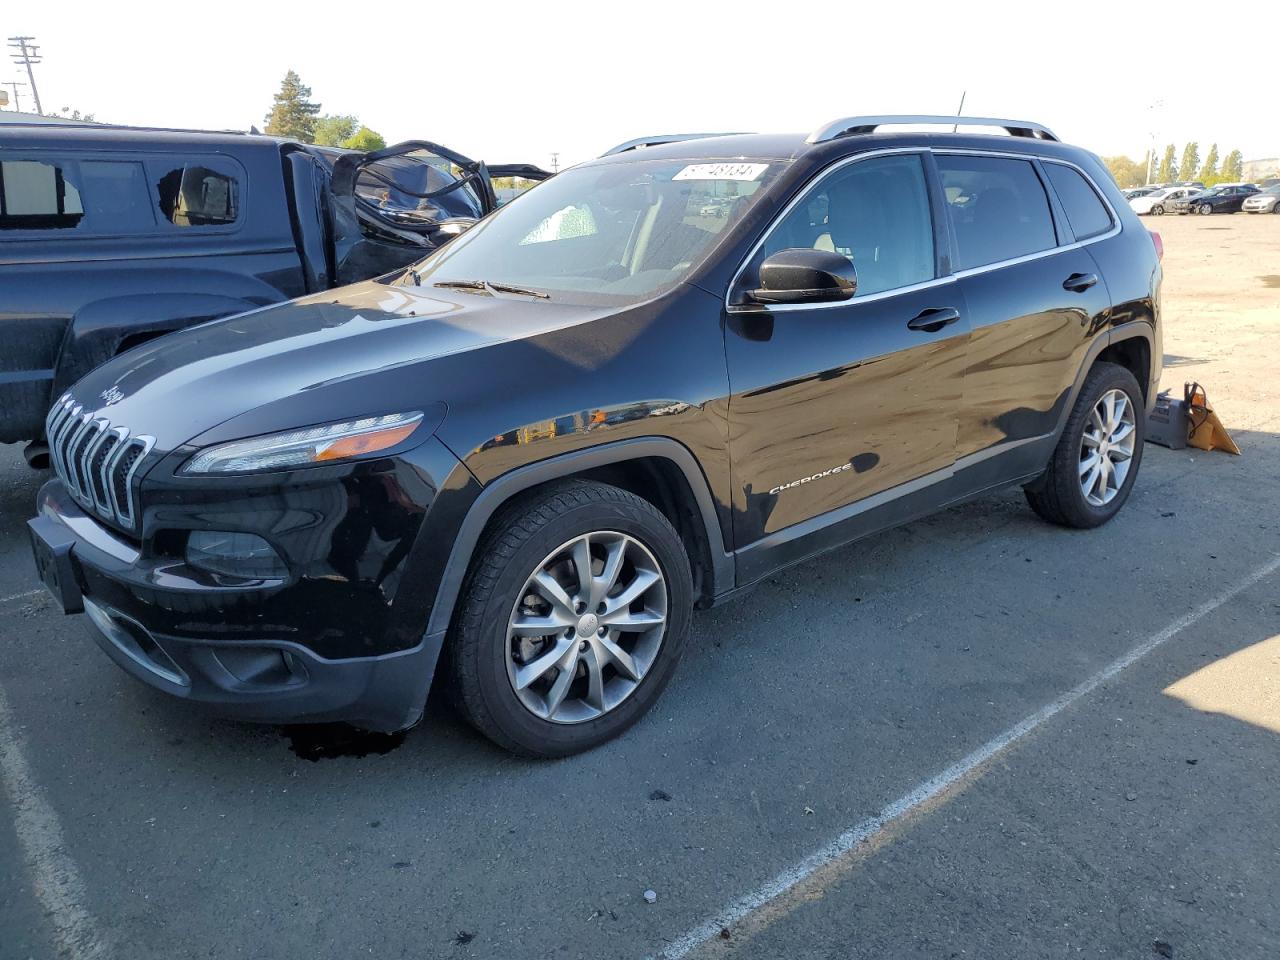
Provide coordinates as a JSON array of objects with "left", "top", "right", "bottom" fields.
[{"left": 2, "top": 405, "right": 1277, "bottom": 959}]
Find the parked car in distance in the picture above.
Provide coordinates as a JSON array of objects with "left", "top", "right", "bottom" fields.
[
  {"left": 1123, "top": 186, "right": 1159, "bottom": 199},
  {"left": 1171, "top": 183, "right": 1260, "bottom": 214},
  {"left": 29, "top": 115, "right": 1163, "bottom": 757},
  {"left": 1242, "top": 184, "right": 1280, "bottom": 214},
  {"left": 0, "top": 123, "right": 549, "bottom": 461},
  {"left": 1129, "top": 186, "right": 1199, "bottom": 215}
]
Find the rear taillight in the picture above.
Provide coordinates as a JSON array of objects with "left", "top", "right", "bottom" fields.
[{"left": 1150, "top": 230, "right": 1164, "bottom": 261}]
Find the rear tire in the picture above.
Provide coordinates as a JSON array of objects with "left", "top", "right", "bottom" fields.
[
  {"left": 1024, "top": 362, "right": 1145, "bottom": 529},
  {"left": 448, "top": 480, "right": 692, "bottom": 757},
  {"left": 1151, "top": 204, "right": 1165, "bottom": 215}
]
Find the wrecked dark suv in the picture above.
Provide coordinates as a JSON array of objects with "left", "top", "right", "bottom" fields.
[
  {"left": 29, "top": 115, "right": 1162, "bottom": 757},
  {"left": 0, "top": 122, "right": 548, "bottom": 459}
]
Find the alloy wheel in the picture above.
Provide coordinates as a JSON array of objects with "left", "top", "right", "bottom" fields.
[
  {"left": 505, "top": 531, "right": 667, "bottom": 724},
  {"left": 1198, "top": 204, "right": 1212, "bottom": 215},
  {"left": 1079, "top": 388, "right": 1137, "bottom": 507}
]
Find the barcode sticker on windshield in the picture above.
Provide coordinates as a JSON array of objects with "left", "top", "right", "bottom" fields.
[{"left": 673, "top": 163, "right": 769, "bottom": 182}]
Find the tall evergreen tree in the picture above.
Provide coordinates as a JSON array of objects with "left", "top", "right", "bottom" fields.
[
  {"left": 1198, "top": 143, "right": 1219, "bottom": 183},
  {"left": 1221, "top": 149, "right": 1244, "bottom": 183},
  {"left": 1178, "top": 143, "right": 1200, "bottom": 182},
  {"left": 264, "top": 70, "right": 321, "bottom": 143},
  {"left": 1156, "top": 143, "right": 1177, "bottom": 183}
]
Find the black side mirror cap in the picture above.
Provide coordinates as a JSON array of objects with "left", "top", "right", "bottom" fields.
[{"left": 749, "top": 248, "right": 858, "bottom": 305}]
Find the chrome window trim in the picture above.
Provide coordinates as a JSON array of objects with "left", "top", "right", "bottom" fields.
[{"left": 725, "top": 146, "right": 1123, "bottom": 313}]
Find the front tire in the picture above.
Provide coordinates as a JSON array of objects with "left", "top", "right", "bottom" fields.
[
  {"left": 1151, "top": 204, "right": 1165, "bottom": 215},
  {"left": 1198, "top": 203, "right": 1213, "bottom": 215},
  {"left": 1024, "top": 362, "right": 1145, "bottom": 529},
  {"left": 448, "top": 480, "right": 693, "bottom": 757}
]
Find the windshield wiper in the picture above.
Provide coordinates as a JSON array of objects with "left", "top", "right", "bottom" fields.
[{"left": 433, "top": 279, "right": 550, "bottom": 300}]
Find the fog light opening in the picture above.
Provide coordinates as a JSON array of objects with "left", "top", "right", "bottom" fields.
[{"left": 186, "top": 531, "right": 287, "bottom": 580}]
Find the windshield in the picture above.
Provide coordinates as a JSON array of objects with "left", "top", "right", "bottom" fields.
[{"left": 399, "top": 157, "right": 788, "bottom": 306}]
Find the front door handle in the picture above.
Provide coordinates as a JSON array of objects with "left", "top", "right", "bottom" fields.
[
  {"left": 1063, "top": 272, "right": 1098, "bottom": 293},
  {"left": 907, "top": 307, "right": 961, "bottom": 333}
]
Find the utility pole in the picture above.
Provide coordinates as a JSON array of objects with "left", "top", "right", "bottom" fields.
[
  {"left": 3, "top": 79, "right": 25, "bottom": 112},
  {"left": 550, "top": 152, "right": 559, "bottom": 173},
  {"left": 8, "top": 37, "right": 42, "bottom": 115}
]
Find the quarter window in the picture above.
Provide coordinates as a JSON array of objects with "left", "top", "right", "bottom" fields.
[
  {"left": 757, "top": 153, "right": 935, "bottom": 297},
  {"left": 937, "top": 155, "right": 1057, "bottom": 270},
  {"left": 0, "top": 159, "right": 84, "bottom": 230},
  {"left": 1045, "top": 163, "right": 1113, "bottom": 241},
  {"left": 156, "top": 164, "right": 239, "bottom": 226}
]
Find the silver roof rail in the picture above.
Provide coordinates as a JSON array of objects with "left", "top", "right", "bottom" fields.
[
  {"left": 601, "top": 133, "right": 750, "bottom": 157},
  {"left": 806, "top": 115, "right": 1059, "bottom": 145}
]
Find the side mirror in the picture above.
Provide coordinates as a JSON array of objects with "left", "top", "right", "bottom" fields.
[{"left": 750, "top": 248, "right": 857, "bottom": 305}]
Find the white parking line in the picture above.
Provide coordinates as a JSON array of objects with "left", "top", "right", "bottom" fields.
[
  {"left": 655, "top": 553, "right": 1280, "bottom": 959},
  {"left": 0, "top": 589, "right": 42, "bottom": 606},
  {"left": 0, "top": 683, "right": 112, "bottom": 960}
]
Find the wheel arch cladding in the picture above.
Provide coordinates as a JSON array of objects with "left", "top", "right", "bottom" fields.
[
  {"left": 1096, "top": 334, "right": 1152, "bottom": 403},
  {"left": 425, "top": 438, "right": 732, "bottom": 640}
]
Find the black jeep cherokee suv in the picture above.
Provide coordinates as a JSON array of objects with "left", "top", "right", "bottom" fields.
[{"left": 29, "top": 115, "right": 1162, "bottom": 757}]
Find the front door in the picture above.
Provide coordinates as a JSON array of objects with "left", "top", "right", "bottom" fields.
[{"left": 724, "top": 152, "right": 971, "bottom": 579}]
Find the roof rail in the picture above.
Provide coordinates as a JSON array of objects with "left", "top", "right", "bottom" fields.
[
  {"left": 806, "top": 115, "right": 1059, "bottom": 145},
  {"left": 601, "top": 132, "right": 749, "bottom": 157}
]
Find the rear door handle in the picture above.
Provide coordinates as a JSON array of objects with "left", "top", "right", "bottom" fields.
[
  {"left": 907, "top": 307, "right": 961, "bottom": 333},
  {"left": 1063, "top": 272, "right": 1098, "bottom": 293}
]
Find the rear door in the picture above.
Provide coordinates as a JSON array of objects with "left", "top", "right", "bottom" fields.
[
  {"left": 937, "top": 153, "right": 1114, "bottom": 487},
  {"left": 725, "top": 151, "right": 971, "bottom": 577}
]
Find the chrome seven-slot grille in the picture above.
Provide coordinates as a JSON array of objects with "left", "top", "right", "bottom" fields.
[{"left": 46, "top": 394, "right": 155, "bottom": 531}]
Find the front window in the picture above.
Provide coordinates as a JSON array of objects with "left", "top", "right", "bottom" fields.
[{"left": 402, "top": 157, "right": 788, "bottom": 306}]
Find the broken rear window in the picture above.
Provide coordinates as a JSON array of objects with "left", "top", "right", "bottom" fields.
[
  {"left": 156, "top": 164, "right": 239, "bottom": 226},
  {"left": 0, "top": 159, "right": 84, "bottom": 230}
]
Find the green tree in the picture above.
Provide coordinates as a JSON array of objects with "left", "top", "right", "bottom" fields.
[
  {"left": 1178, "top": 142, "right": 1200, "bottom": 182},
  {"left": 1221, "top": 149, "right": 1244, "bottom": 183},
  {"left": 1102, "top": 155, "right": 1146, "bottom": 188},
  {"left": 1198, "top": 143, "right": 1219, "bottom": 183},
  {"left": 263, "top": 70, "right": 320, "bottom": 143},
  {"left": 341, "top": 126, "right": 387, "bottom": 151},
  {"left": 1156, "top": 143, "right": 1177, "bottom": 183},
  {"left": 313, "top": 114, "right": 358, "bottom": 147}
]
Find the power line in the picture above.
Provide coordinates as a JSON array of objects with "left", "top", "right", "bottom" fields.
[
  {"left": 7, "top": 36, "right": 42, "bottom": 115},
  {"left": 3, "top": 79, "right": 26, "bottom": 112}
]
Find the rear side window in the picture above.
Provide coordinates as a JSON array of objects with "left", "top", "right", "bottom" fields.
[
  {"left": 156, "top": 164, "right": 239, "bottom": 226},
  {"left": 937, "top": 155, "right": 1056, "bottom": 270},
  {"left": 757, "top": 153, "right": 935, "bottom": 297},
  {"left": 78, "top": 161, "right": 156, "bottom": 232},
  {"left": 0, "top": 159, "right": 84, "bottom": 230},
  {"left": 1045, "top": 163, "right": 1113, "bottom": 240}
]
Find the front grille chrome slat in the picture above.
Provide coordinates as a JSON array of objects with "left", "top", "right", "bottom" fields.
[{"left": 46, "top": 395, "right": 154, "bottom": 532}]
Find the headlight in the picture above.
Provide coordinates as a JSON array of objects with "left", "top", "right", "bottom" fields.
[{"left": 181, "top": 412, "right": 423, "bottom": 475}]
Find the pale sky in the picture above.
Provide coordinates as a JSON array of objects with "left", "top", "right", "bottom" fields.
[{"left": 5, "top": 0, "right": 1276, "bottom": 170}]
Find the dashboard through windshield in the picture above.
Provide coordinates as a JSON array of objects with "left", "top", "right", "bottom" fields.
[{"left": 399, "top": 158, "right": 790, "bottom": 306}]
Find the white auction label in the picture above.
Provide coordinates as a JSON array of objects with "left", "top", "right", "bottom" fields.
[{"left": 672, "top": 162, "right": 769, "bottom": 182}]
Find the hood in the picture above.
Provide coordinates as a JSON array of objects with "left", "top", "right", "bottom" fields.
[{"left": 69, "top": 280, "right": 609, "bottom": 451}]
